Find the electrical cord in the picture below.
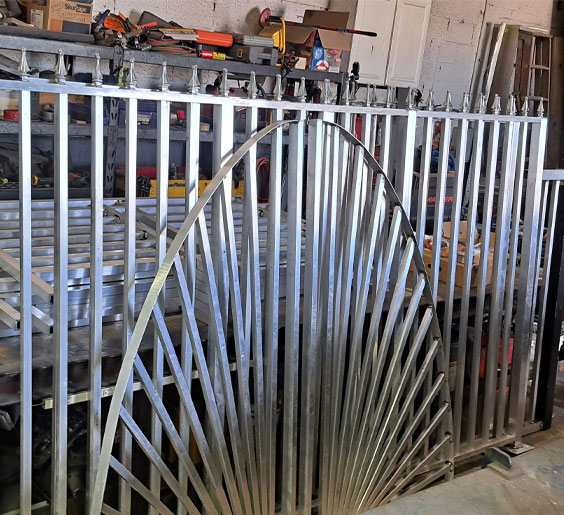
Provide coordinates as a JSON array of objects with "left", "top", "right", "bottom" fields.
[
  {"left": 148, "top": 38, "right": 197, "bottom": 56},
  {"left": 256, "top": 157, "right": 270, "bottom": 202}
]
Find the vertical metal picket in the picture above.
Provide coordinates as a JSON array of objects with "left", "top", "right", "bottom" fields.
[{"left": 18, "top": 52, "right": 33, "bottom": 514}]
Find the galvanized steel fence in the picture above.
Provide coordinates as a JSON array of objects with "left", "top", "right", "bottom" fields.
[{"left": 0, "top": 49, "right": 558, "bottom": 514}]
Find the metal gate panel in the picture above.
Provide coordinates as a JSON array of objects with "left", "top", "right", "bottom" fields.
[{"left": 0, "top": 50, "right": 554, "bottom": 514}]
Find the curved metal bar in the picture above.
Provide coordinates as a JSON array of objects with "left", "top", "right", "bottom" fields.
[{"left": 90, "top": 118, "right": 453, "bottom": 514}]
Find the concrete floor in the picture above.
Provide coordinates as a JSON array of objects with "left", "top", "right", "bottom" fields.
[{"left": 373, "top": 371, "right": 564, "bottom": 514}]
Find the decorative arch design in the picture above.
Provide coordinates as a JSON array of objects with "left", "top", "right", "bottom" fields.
[{"left": 90, "top": 119, "right": 453, "bottom": 514}]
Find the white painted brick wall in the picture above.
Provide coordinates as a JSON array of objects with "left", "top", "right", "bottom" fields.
[
  {"left": 92, "top": 0, "right": 329, "bottom": 34},
  {"left": 420, "top": 0, "right": 557, "bottom": 105}
]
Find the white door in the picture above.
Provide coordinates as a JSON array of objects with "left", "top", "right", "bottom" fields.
[
  {"left": 348, "top": 0, "right": 397, "bottom": 84},
  {"left": 385, "top": 0, "right": 432, "bottom": 86}
]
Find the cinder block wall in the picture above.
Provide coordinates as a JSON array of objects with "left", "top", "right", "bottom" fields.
[{"left": 419, "top": 0, "right": 560, "bottom": 104}]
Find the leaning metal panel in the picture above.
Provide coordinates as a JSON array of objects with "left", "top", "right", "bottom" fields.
[{"left": 89, "top": 119, "right": 454, "bottom": 514}]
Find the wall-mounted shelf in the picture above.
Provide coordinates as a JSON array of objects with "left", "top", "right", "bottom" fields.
[{"left": 0, "top": 31, "right": 344, "bottom": 83}]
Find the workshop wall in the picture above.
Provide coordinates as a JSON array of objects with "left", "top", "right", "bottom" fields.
[
  {"left": 92, "top": 0, "right": 330, "bottom": 34},
  {"left": 420, "top": 0, "right": 563, "bottom": 104}
]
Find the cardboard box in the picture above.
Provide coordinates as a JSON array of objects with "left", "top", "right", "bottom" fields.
[
  {"left": 284, "top": 10, "right": 350, "bottom": 72},
  {"left": 27, "top": 0, "right": 92, "bottom": 34},
  {"left": 422, "top": 223, "right": 495, "bottom": 288}
]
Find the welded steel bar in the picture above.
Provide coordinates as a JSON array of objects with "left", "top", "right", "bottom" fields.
[
  {"left": 88, "top": 92, "right": 104, "bottom": 509},
  {"left": 51, "top": 89, "right": 69, "bottom": 515},
  {"left": 443, "top": 117, "right": 468, "bottom": 364},
  {"left": 205, "top": 95, "right": 233, "bottom": 496},
  {"left": 178, "top": 93, "right": 200, "bottom": 515},
  {"left": 120, "top": 97, "right": 137, "bottom": 514},
  {"left": 482, "top": 120, "right": 517, "bottom": 440},
  {"left": 454, "top": 119, "right": 485, "bottom": 452},
  {"left": 430, "top": 116, "right": 453, "bottom": 301},
  {"left": 265, "top": 102, "right": 283, "bottom": 515},
  {"left": 298, "top": 119, "right": 322, "bottom": 513},
  {"left": 525, "top": 181, "right": 549, "bottom": 421},
  {"left": 195, "top": 215, "right": 253, "bottom": 513},
  {"left": 350, "top": 317, "right": 438, "bottom": 510},
  {"left": 530, "top": 181, "right": 560, "bottom": 420},
  {"left": 496, "top": 120, "right": 528, "bottom": 437},
  {"left": 242, "top": 99, "right": 267, "bottom": 515},
  {"left": 509, "top": 118, "right": 547, "bottom": 441},
  {"left": 18, "top": 88, "right": 32, "bottom": 515},
  {"left": 110, "top": 456, "right": 174, "bottom": 515},
  {"left": 319, "top": 119, "right": 341, "bottom": 515},
  {"left": 149, "top": 98, "right": 170, "bottom": 512},
  {"left": 394, "top": 110, "right": 417, "bottom": 218},
  {"left": 119, "top": 407, "right": 200, "bottom": 515},
  {"left": 468, "top": 118, "right": 500, "bottom": 447},
  {"left": 416, "top": 116, "right": 434, "bottom": 251},
  {"left": 281, "top": 116, "right": 305, "bottom": 515}
]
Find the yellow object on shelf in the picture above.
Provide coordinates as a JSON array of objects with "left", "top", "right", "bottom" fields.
[{"left": 148, "top": 179, "right": 245, "bottom": 198}]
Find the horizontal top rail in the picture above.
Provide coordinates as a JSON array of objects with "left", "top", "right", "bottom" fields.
[
  {"left": 543, "top": 169, "right": 564, "bottom": 181},
  {"left": 0, "top": 77, "right": 545, "bottom": 122}
]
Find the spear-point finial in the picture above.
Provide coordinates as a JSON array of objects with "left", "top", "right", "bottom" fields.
[
  {"left": 273, "top": 74, "right": 282, "bottom": 101},
  {"left": 219, "top": 68, "right": 229, "bottom": 97},
  {"left": 54, "top": 49, "right": 67, "bottom": 84},
  {"left": 93, "top": 53, "right": 103, "bottom": 87},
  {"left": 321, "top": 78, "right": 331, "bottom": 104},
  {"left": 405, "top": 87, "right": 413, "bottom": 109},
  {"left": 426, "top": 89, "right": 434, "bottom": 111},
  {"left": 159, "top": 61, "right": 169, "bottom": 91},
  {"left": 19, "top": 48, "right": 30, "bottom": 81},
  {"left": 392, "top": 87, "right": 398, "bottom": 107},
  {"left": 248, "top": 71, "right": 258, "bottom": 99},
  {"left": 188, "top": 65, "right": 199, "bottom": 94},
  {"left": 461, "top": 92, "right": 470, "bottom": 113},
  {"left": 491, "top": 94, "right": 501, "bottom": 115},
  {"left": 506, "top": 94, "right": 516, "bottom": 116},
  {"left": 385, "top": 86, "right": 393, "bottom": 108},
  {"left": 126, "top": 58, "right": 137, "bottom": 89},
  {"left": 341, "top": 82, "right": 350, "bottom": 105},
  {"left": 443, "top": 90, "right": 452, "bottom": 112},
  {"left": 520, "top": 96, "right": 529, "bottom": 116},
  {"left": 477, "top": 93, "right": 486, "bottom": 114},
  {"left": 298, "top": 77, "right": 307, "bottom": 102},
  {"left": 537, "top": 98, "right": 545, "bottom": 117},
  {"left": 364, "top": 84, "right": 372, "bottom": 106}
]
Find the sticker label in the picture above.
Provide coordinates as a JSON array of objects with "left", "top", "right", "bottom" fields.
[{"left": 30, "top": 9, "right": 44, "bottom": 29}]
